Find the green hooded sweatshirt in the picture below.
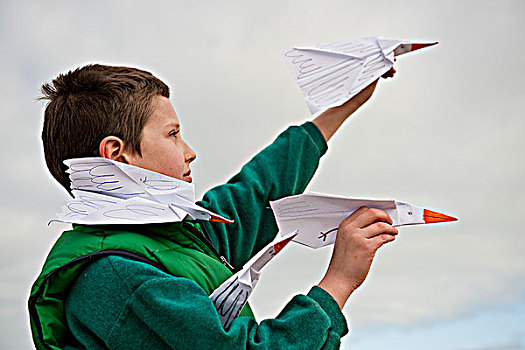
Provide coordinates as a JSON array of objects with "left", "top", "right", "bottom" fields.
[{"left": 29, "top": 122, "right": 349, "bottom": 349}]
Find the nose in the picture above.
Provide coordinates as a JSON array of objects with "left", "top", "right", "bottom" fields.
[{"left": 184, "top": 140, "right": 196, "bottom": 163}]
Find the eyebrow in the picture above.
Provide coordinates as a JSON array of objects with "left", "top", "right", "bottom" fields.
[{"left": 165, "top": 122, "right": 180, "bottom": 130}]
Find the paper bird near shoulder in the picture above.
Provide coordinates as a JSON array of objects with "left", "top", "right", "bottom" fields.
[
  {"left": 210, "top": 231, "right": 298, "bottom": 329},
  {"left": 270, "top": 193, "right": 457, "bottom": 249},
  {"left": 284, "top": 36, "right": 438, "bottom": 114},
  {"left": 55, "top": 157, "right": 232, "bottom": 225}
]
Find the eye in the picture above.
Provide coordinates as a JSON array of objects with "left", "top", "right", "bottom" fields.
[{"left": 169, "top": 130, "right": 180, "bottom": 137}]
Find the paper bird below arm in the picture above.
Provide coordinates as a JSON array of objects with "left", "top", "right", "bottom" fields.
[
  {"left": 283, "top": 36, "right": 437, "bottom": 114},
  {"left": 270, "top": 193, "right": 456, "bottom": 249},
  {"left": 209, "top": 231, "right": 297, "bottom": 329}
]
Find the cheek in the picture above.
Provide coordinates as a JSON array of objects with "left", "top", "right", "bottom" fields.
[
  {"left": 165, "top": 145, "right": 187, "bottom": 171},
  {"left": 140, "top": 140, "right": 187, "bottom": 178}
]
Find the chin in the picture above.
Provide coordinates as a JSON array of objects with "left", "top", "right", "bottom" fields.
[{"left": 179, "top": 174, "right": 192, "bottom": 183}]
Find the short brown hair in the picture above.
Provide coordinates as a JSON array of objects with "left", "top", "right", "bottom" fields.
[{"left": 41, "top": 64, "right": 170, "bottom": 193}]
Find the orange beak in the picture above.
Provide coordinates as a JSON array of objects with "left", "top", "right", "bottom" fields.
[
  {"left": 411, "top": 42, "right": 438, "bottom": 52},
  {"left": 273, "top": 233, "right": 298, "bottom": 254},
  {"left": 209, "top": 215, "right": 233, "bottom": 223},
  {"left": 423, "top": 209, "right": 457, "bottom": 223}
]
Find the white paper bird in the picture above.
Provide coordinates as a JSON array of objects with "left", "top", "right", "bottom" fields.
[
  {"left": 210, "top": 231, "right": 298, "bottom": 329},
  {"left": 270, "top": 193, "right": 456, "bottom": 249},
  {"left": 55, "top": 157, "right": 233, "bottom": 225},
  {"left": 284, "top": 36, "right": 437, "bottom": 114}
]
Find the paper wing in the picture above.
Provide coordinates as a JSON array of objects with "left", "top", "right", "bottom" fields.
[
  {"left": 284, "top": 37, "right": 393, "bottom": 114},
  {"left": 65, "top": 158, "right": 151, "bottom": 199},
  {"left": 284, "top": 50, "right": 362, "bottom": 114},
  {"left": 109, "top": 159, "right": 196, "bottom": 204},
  {"left": 210, "top": 274, "right": 251, "bottom": 331},
  {"left": 65, "top": 157, "right": 196, "bottom": 204},
  {"left": 56, "top": 190, "right": 187, "bottom": 225}
]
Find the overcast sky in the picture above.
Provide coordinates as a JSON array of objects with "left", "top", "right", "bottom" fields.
[{"left": 1, "top": 1, "right": 524, "bottom": 349}]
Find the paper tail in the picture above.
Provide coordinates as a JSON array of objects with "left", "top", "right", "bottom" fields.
[
  {"left": 423, "top": 209, "right": 457, "bottom": 223},
  {"left": 411, "top": 42, "right": 438, "bottom": 52}
]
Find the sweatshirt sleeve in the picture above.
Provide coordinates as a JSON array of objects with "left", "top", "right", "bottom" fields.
[
  {"left": 197, "top": 122, "right": 327, "bottom": 268},
  {"left": 65, "top": 256, "right": 348, "bottom": 350}
]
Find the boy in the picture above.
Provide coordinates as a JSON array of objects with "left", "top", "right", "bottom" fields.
[{"left": 29, "top": 64, "right": 398, "bottom": 349}]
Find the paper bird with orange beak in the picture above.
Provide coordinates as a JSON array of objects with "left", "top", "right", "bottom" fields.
[
  {"left": 270, "top": 193, "right": 457, "bottom": 249},
  {"left": 210, "top": 231, "right": 298, "bottom": 329},
  {"left": 284, "top": 36, "right": 437, "bottom": 114}
]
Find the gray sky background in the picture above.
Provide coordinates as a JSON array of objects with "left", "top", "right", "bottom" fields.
[{"left": 1, "top": 1, "right": 524, "bottom": 349}]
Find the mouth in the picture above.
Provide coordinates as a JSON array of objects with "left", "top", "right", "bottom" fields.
[{"left": 183, "top": 170, "right": 192, "bottom": 183}]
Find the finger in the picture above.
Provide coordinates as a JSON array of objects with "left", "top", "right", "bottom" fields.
[
  {"left": 369, "top": 233, "right": 397, "bottom": 250},
  {"left": 343, "top": 207, "right": 393, "bottom": 229},
  {"left": 362, "top": 221, "right": 398, "bottom": 239}
]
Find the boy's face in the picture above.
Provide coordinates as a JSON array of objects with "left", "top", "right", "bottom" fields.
[{"left": 124, "top": 96, "right": 196, "bottom": 182}]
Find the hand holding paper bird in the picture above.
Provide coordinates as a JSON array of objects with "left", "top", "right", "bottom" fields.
[
  {"left": 270, "top": 193, "right": 457, "bottom": 249},
  {"left": 272, "top": 193, "right": 456, "bottom": 307},
  {"left": 284, "top": 36, "right": 437, "bottom": 114},
  {"left": 318, "top": 206, "right": 399, "bottom": 308}
]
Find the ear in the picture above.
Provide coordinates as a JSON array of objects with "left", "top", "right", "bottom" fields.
[{"left": 98, "top": 136, "right": 129, "bottom": 163}]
